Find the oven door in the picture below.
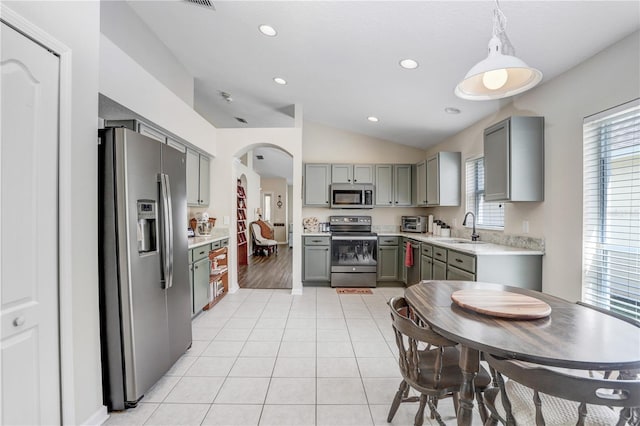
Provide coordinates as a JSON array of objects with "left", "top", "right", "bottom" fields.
[
  {"left": 330, "top": 235, "right": 377, "bottom": 287},
  {"left": 331, "top": 235, "right": 377, "bottom": 272}
]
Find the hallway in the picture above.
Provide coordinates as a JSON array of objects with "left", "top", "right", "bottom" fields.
[{"left": 238, "top": 245, "right": 292, "bottom": 289}]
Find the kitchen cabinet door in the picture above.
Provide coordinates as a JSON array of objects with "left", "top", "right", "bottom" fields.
[
  {"left": 353, "top": 164, "right": 374, "bottom": 183},
  {"left": 198, "top": 155, "right": 210, "bottom": 206},
  {"left": 192, "top": 257, "right": 210, "bottom": 314},
  {"left": 447, "top": 265, "right": 476, "bottom": 281},
  {"left": 305, "top": 164, "right": 331, "bottom": 206},
  {"left": 420, "top": 255, "right": 433, "bottom": 281},
  {"left": 433, "top": 259, "right": 446, "bottom": 280},
  {"left": 303, "top": 245, "right": 331, "bottom": 281},
  {"left": 375, "top": 165, "right": 393, "bottom": 206},
  {"left": 426, "top": 152, "right": 461, "bottom": 206},
  {"left": 377, "top": 245, "right": 399, "bottom": 281},
  {"left": 394, "top": 165, "right": 412, "bottom": 206},
  {"left": 484, "top": 116, "right": 544, "bottom": 202},
  {"left": 331, "top": 164, "right": 352, "bottom": 183},
  {"left": 416, "top": 161, "right": 427, "bottom": 206}
]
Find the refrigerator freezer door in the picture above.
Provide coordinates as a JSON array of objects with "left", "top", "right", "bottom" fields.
[
  {"left": 119, "top": 129, "right": 172, "bottom": 404},
  {"left": 162, "top": 143, "right": 192, "bottom": 363}
]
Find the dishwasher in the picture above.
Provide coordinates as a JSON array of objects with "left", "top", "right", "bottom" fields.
[{"left": 404, "top": 239, "right": 421, "bottom": 286}]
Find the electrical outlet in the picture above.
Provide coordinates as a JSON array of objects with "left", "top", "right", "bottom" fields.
[
  {"left": 453, "top": 218, "right": 458, "bottom": 227},
  {"left": 223, "top": 215, "right": 230, "bottom": 225},
  {"left": 522, "top": 220, "right": 529, "bottom": 234}
]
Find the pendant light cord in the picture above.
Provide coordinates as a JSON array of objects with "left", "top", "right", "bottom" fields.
[{"left": 492, "top": 0, "right": 516, "bottom": 56}]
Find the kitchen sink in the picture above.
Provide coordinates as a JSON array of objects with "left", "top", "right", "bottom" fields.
[{"left": 445, "top": 239, "right": 487, "bottom": 244}]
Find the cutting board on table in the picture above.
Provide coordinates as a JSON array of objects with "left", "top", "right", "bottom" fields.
[{"left": 451, "top": 289, "right": 551, "bottom": 319}]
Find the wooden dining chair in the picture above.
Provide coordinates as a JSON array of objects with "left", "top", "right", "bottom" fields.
[
  {"left": 483, "top": 352, "right": 640, "bottom": 426},
  {"left": 484, "top": 303, "right": 640, "bottom": 426},
  {"left": 387, "top": 296, "right": 491, "bottom": 426}
]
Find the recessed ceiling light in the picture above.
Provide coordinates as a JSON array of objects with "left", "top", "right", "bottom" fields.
[
  {"left": 367, "top": 116, "right": 379, "bottom": 123},
  {"left": 273, "top": 77, "right": 287, "bottom": 85},
  {"left": 399, "top": 59, "right": 419, "bottom": 70},
  {"left": 444, "top": 107, "right": 461, "bottom": 114},
  {"left": 259, "top": 24, "right": 277, "bottom": 37}
]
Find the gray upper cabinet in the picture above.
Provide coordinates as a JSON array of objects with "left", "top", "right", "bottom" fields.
[
  {"left": 484, "top": 116, "right": 544, "bottom": 202},
  {"left": 415, "top": 161, "right": 427, "bottom": 206},
  {"left": 426, "top": 152, "right": 461, "bottom": 206},
  {"left": 375, "top": 165, "right": 393, "bottom": 206},
  {"left": 305, "top": 163, "right": 331, "bottom": 206},
  {"left": 375, "top": 164, "right": 411, "bottom": 206},
  {"left": 187, "top": 148, "right": 210, "bottom": 206},
  {"left": 331, "top": 164, "right": 374, "bottom": 184}
]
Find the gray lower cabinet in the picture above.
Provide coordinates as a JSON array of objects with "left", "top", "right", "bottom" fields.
[
  {"left": 447, "top": 265, "right": 475, "bottom": 281},
  {"left": 433, "top": 260, "right": 446, "bottom": 280},
  {"left": 377, "top": 236, "right": 399, "bottom": 281},
  {"left": 190, "top": 243, "right": 212, "bottom": 316},
  {"left": 192, "top": 257, "right": 210, "bottom": 314},
  {"left": 303, "top": 236, "right": 331, "bottom": 282},
  {"left": 420, "top": 243, "right": 433, "bottom": 281}
]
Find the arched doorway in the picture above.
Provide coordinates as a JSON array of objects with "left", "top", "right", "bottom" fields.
[{"left": 235, "top": 147, "right": 293, "bottom": 289}]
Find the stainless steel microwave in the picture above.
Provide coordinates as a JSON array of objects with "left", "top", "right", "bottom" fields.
[{"left": 330, "top": 184, "right": 374, "bottom": 209}]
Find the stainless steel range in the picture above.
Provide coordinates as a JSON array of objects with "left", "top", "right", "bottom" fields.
[{"left": 329, "top": 216, "right": 377, "bottom": 288}]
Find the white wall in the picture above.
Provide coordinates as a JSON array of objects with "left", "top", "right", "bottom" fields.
[
  {"left": 99, "top": 35, "right": 216, "bottom": 156},
  {"left": 302, "top": 121, "right": 430, "bottom": 228},
  {"left": 100, "top": 1, "right": 194, "bottom": 106},
  {"left": 3, "top": 1, "right": 103, "bottom": 424},
  {"left": 427, "top": 31, "right": 640, "bottom": 302},
  {"left": 214, "top": 128, "right": 304, "bottom": 294}
]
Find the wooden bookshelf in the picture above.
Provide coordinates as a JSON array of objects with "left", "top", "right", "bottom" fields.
[
  {"left": 237, "top": 179, "right": 248, "bottom": 266},
  {"left": 204, "top": 246, "right": 228, "bottom": 310}
]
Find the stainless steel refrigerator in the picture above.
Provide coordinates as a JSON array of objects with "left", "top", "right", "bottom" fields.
[{"left": 98, "top": 127, "right": 192, "bottom": 410}]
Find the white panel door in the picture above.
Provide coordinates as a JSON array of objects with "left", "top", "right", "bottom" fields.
[{"left": 1, "top": 23, "right": 61, "bottom": 425}]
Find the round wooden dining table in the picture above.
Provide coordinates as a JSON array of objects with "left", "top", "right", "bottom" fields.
[{"left": 404, "top": 280, "right": 640, "bottom": 426}]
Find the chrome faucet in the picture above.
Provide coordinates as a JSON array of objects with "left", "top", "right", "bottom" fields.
[{"left": 462, "top": 212, "right": 479, "bottom": 241}]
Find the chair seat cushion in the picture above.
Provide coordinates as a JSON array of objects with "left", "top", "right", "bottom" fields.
[{"left": 494, "top": 378, "right": 620, "bottom": 425}]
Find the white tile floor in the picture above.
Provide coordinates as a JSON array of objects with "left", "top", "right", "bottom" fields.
[{"left": 104, "top": 287, "right": 485, "bottom": 426}]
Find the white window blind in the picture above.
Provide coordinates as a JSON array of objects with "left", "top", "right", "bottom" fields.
[
  {"left": 465, "top": 157, "right": 504, "bottom": 229},
  {"left": 583, "top": 99, "right": 640, "bottom": 321}
]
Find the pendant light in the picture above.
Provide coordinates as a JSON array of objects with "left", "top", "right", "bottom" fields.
[{"left": 455, "top": 1, "right": 542, "bottom": 100}]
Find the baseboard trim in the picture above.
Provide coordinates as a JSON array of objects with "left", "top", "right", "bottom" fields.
[{"left": 82, "top": 405, "right": 108, "bottom": 426}]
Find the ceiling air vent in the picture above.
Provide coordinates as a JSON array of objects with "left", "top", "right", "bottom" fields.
[
  {"left": 235, "top": 117, "right": 248, "bottom": 124},
  {"left": 183, "top": 0, "right": 215, "bottom": 11},
  {"left": 256, "top": 155, "right": 264, "bottom": 160}
]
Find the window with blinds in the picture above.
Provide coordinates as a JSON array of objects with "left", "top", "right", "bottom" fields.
[
  {"left": 465, "top": 157, "right": 504, "bottom": 229},
  {"left": 583, "top": 99, "right": 640, "bottom": 321}
]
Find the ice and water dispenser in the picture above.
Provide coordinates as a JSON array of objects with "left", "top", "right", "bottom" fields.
[{"left": 137, "top": 200, "right": 157, "bottom": 254}]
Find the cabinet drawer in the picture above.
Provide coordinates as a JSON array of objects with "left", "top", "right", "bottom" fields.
[
  {"left": 192, "top": 244, "right": 211, "bottom": 262},
  {"left": 433, "top": 246, "right": 447, "bottom": 262},
  {"left": 304, "top": 236, "right": 330, "bottom": 246},
  {"left": 448, "top": 250, "right": 476, "bottom": 273},
  {"left": 211, "top": 240, "right": 221, "bottom": 249},
  {"left": 421, "top": 244, "right": 433, "bottom": 257},
  {"left": 220, "top": 238, "right": 229, "bottom": 247},
  {"left": 379, "top": 236, "right": 399, "bottom": 246}
]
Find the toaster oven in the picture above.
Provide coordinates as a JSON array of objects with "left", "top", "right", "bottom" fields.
[{"left": 401, "top": 216, "right": 427, "bottom": 233}]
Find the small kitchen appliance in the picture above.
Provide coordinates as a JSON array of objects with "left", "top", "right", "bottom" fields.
[
  {"left": 330, "top": 184, "right": 374, "bottom": 209},
  {"left": 401, "top": 216, "right": 427, "bottom": 233}
]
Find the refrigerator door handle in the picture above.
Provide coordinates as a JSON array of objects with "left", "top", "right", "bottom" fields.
[
  {"left": 159, "top": 173, "right": 173, "bottom": 289},
  {"left": 164, "top": 174, "right": 174, "bottom": 288}
]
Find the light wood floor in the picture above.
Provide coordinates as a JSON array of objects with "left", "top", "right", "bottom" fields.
[{"left": 238, "top": 244, "right": 292, "bottom": 289}]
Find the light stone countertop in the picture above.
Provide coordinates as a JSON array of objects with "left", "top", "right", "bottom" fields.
[
  {"left": 301, "top": 232, "right": 332, "bottom": 237},
  {"left": 188, "top": 234, "right": 229, "bottom": 249},
  {"left": 377, "top": 232, "right": 544, "bottom": 256}
]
